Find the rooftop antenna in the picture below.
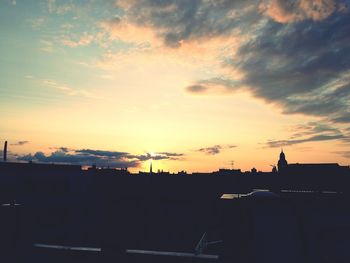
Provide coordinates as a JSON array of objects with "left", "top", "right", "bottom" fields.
[
  {"left": 230, "top": 160, "right": 234, "bottom": 170},
  {"left": 3, "top": 141, "right": 7, "bottom": 162}
]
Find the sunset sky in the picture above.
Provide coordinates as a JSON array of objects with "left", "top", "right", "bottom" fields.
[{"left": 1, "top": 0, "right": 350, "bottom": 172}]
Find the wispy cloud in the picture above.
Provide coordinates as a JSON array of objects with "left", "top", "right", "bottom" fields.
[
  {"left": 265, "top": 122, "right": 347, "bottom": 148},
  {"left": 197, "top": 144, "right": 237, "bottom": 155},
  {"left": 10, "top": 141, "right": 29, "bottom": 146},
  {"left": 266, "top": 134, "right": 345, "bottom": 148},
  {"left": 47, "top": 0, "right": 74, "bottom": 14},
  {"left": 41, "top": 79, "right": 101, "bottom": 99},
  {"left": 333, "top": 150, "right": 350, "bottom": 159},
  {"left": 61, "top": 33, "right": 94, "bottom": 48},
  {"left": 127, "top": 152, "right": 185, "bottom": 161},
  {"left": 40, "top": 40, "right": 54, "bottom": 53},
  {"left": 30, "top": 17, "right": 45, "bottom": 28}
]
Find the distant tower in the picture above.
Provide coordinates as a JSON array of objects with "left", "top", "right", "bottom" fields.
[
  {"left": 150, "top": 160, "right": 153, "bottom": 174},
  {"left": 277, "top": 149, "right": 288, "bottom": 172},
  {"left": 3, "top": 141, "right": 7, "bottom": 162}
]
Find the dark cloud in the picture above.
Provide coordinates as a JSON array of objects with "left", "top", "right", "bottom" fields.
[
  {"left": 289, "top": 122, "right": 341, "bottom": 139},
  {"left": 10, "top": 141, "right": 29, "bottom": 146},
  {"left": 228, "top": 7, "right": 350, "bottom": 124},
  {"left": 75, "top": 149, "right": 128, "bottom": 158},
  {"left": 115, "top": 0, "right": 259, "bottom": 47},
  {"left": 58, "top": 147, "right": 69, "bottom": 152},
  {"left": 265, "top": 121, "right": 348, "bottom": 147},
  {"left": 198, "top": 145, "right": 222, "bottom": 155},
  {"left": 186, "top": 84, "right": 208, "bottom": 93},
  {"left": 17, "top": 149, "right": 139, "bottom": 168},
  {"left": 267, "top": 134, "right": 345, "bottom": 148},
  {"left": 197, "top": 144, "right": 237, "bottom": 155},
  {"left": 15, "top": 148, "right": 184, "bottom": 168}
]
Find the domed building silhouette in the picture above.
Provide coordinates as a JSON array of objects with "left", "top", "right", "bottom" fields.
[{"left": 277, "top": 149, "right": 288, "bottom": 172}]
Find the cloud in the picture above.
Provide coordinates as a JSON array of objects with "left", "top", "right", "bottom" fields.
[
  {"left": 266, "top": 134, "right": 345, "bottom": 148},
  {"left": 30, "top": 17, "right": 46, "bottom": 28},
  {"left": 113, "top": 0, "right": 259, "bottom": 48},
  {"left": 197, "top": 144, "right": 237, "bottom": 155},
  {"left": 17, "top": 149, "right": 139, "bottom": 168},
  {"left": 288, "top": 122, "right": 341, "bottom": 138},
  {"left": 47, "top": 0, "right": 74, "bottom": 14},
  {"left": 15, "top": 148, "right": 184, "bottom": 168},
  {"left": 187, "top": 3, "right": 350, "bottom": 127},
  {"left": 259, "top": 0, "right": 344, "bottom": 23},
  {"left": 127, "top": 152, "right": 185, "bottom": 161},
  {"left": 61, "top": 34, "right": 94, "bottom": 48},
  {"left": 186, "top": 77, "right": 242, "bottom": 94},
  {"left": 41, "top": 79, "right": 101, "bottom": 99},
  {"left": 10, "top": 141, "right": 29, "bottom": 146},
  {"left": 75, "top": 149, "right": 128, "bottom": 158},
  {"left": 265, "top": 121, "right": 347, "bottom": 147},
  {"left": 333, "top": 150, "right": 350, "bottom": 158},
  {"left": 186, "top": 84, "right": 208, "bottom": 93},
  {"left": 40, "top": 40, "right": 54, "bottom": 53},
  {"left": 156, "top": 152, "right": 184, "bottom": 157},
  {"left": 233, "top": 10, "right": 350, "bottom": 124}
]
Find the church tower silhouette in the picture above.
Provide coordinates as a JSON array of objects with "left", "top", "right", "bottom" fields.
[{"left": 277, "top": 149, "right": 288, "bottom": 172}]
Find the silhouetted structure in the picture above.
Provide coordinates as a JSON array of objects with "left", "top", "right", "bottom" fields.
[
  {"left": 276, "top": 150, "right": 349, "bottom": 178},
  {"left": 277, "top": 149, "right": 288, "bottom": 172},
  {"left": 3, "top": 141, "right": 7, "bottom": 162}
]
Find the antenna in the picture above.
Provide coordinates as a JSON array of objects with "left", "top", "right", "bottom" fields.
[
  {"left": 3, "top": 141, "right": 7, "bottom": 162},
  {"left": 230, "top": 160, "right": 234, "bottom": 170}
]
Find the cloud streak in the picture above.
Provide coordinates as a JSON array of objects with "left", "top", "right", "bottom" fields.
[
  {"left": 16, "top": 148, "right": 184, "bottom": 168},
  {"left": 197, "top": 144, "right": 237, "bottom": 155},
  {"left": 265, "top": 122, "right": 348, "bottom": 147},
  {"left": 10, "top": 141, "right": 29, "bottom": 146}
]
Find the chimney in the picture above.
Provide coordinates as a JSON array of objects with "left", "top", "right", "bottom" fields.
[{"left": 3, "top": 141, "right": 7, "bottom": 162}]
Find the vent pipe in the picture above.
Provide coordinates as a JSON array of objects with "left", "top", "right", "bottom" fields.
[{"left": 3, "top": 141, "right": 7, "bottom": 161}]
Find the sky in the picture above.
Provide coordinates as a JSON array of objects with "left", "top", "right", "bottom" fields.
[{"left": 1, "top": 0, "right": 350, "bottom": 172}]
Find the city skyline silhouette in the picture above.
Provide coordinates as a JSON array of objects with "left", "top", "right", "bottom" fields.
[{"left": 1, "top": 1, "right": 350, "bottom": 262}]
